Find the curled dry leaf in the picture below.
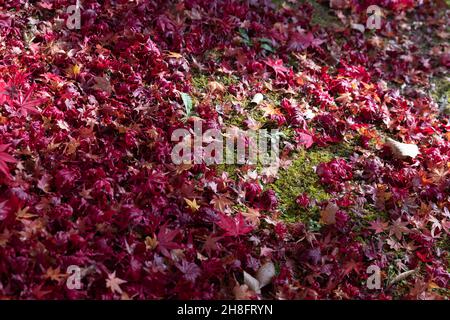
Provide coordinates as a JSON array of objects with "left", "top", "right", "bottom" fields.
[
  {"left": 243, "top": 271, "right": 261, "bottom": 294},
  {"left": 251, "top": 93, "right": 264, "bottom": 105},
  {"left": 256, "top": 261, "right": 276, "bottom": 288},
  {"left": 351, "top": 24, "right": 365, "bottom": 33},
  {"left": 389, "top": 269, "right": 417, "bottom": 285},
  {"left": 385, "top": 138, "right": 420, "bottom": 159},
  {"left": 242, "top": 261, "right": 275, "bottom": 294}
]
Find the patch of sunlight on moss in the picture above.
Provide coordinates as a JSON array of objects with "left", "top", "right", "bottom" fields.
[
  {"left": 192, "top": 74, "right": 239, "bottom": 92},
  {"left": 270, "top": 148, "right": 334, "bottom": 220},
  {"left": 271, "top": 0, "right": 283, "bottom": 6}
]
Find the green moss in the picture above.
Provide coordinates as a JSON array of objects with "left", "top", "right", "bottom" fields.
[
  {"left": 264, "top": 90, "right": 284, "bottom": 103},
  {"left": 271, "top": 1, "right": 340, "bottom": 27},
  {"left": 192, "top": 74, "right": 209, "bottom": 91},
  {"left": 326, "top": 140, "right": 356, "bottom": 158},
  {"left": 436, "top": 236, "right": 450, "bottom": 274},
  {"left": 192, "top": 73, "right": 239, "bottom": 92},
  {"left": 231, "top": 203, "right": 248, "bottom": 213},
  {"left": 216, "top": 163, "right": 240, "bottom": 180},
  {"left": 271, "top": 0, "right": 285, "bottom": 7},
  {"left": 360, "top": 205, "right": 389, "bottom": 222},
  {"left": 269, "top": 148, "right": 334, "bottom": 220},
  {"left": 431, "top": 77, "right": 450, "bottom": 113},
  {"left": 224, "top": 112, "right": 246, "bottom": 127},
  {"left": 301, "top": 0, "right": 341, "bottom": 27},
  {"left": 218, "top": 75, "right": 239, "bottom": 86}
]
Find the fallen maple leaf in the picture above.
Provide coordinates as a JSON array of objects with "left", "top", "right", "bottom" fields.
[
  {"left": 296, "top": 131, "right": 314, "bottom": 149},
  {"left": 156, "top": 224, "right": 180, "bottom": 257},
  {"left": 265, "top": 58, "right": 289, "bottom": 78},
  {"left": 0, "top": 144, "right": 16, "bottom": 178},
  {"left": 177, "top": 260, "right": 201, "bottom": 282},
  {"left": 233, "top": 283, "right": 254, "bottom": 300},
  {"left": 210, "top": 194, "right": 233, "bottom": 212},
  {"left": 13, "top": 85, "right": 47, "bottom": 116},
  {"left": 389, "top": 218, "right": 410, "bottom": 240},
  {"left": 320, "top": 203, "right": 338, "bottom": 225},
  {"left": 185, "top": 198, "right": 200, "bottom": 212},
  {"left": 368, "top": 219, "right": 389, "bottom": 234},
  {"left": 241, "top": 208, "right": 261, "bottom": 226},
  {"left": 45, "top": 267, "right": 66, "bottom": 283},
  {"left": 287, "top": 32, "right": 324, "bottom": 51},
  {"left": 106, "top": 271, "right": 127, "bottom": 295},
  {"left": 216, "top": 213, "right": 253, "bottom": 237},
  {"left": 260, "top": 104, "right": 282, "bottom": 117},
  {"left": 0, "top": 200, "right": 10, "bottom": 221}
]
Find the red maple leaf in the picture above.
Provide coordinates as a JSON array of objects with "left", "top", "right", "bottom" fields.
[
  {"left": 156, "top": 223, "right": 180, "bottom": 257},
  {"left": 14, "top": 85, "right": 47, "bottom": 116},
  {"left": 296, "top": 131, "right": 314, "bottom": 149},
  {"left": 0, "top": 144, "right": 17, "bottom": 178},
  {"left": 265, "top": 58, "right": 289, "bottom": 78},
  {"left": 341, "top": 259, "right": 363, "bottom": 277},
  {"left": 287, "top": 32, "right": 325, "bottom": 51},
  {"left": 216, "top": 213, "right": 253, "bottom": 237},
  {"left": 368, "top": 219, "right": 389, "bottom": 234}
]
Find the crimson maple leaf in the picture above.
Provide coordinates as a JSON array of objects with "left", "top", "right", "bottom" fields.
[
  {"left": 368, "top": 219, "right": 389, "bottom": 234},
  {"left": 0, "top": 144, "right": 17, "bottom": 178},
  {"left": 287, "top": 32, "right": 324, "bottom": 51},
  {"left": 202, "top": 234, "right": 222, "bottom": 255},
  {"left": 341, "top": 259, "right": 363, "bottom": 277},
  {"left": 265, "top": 58, "right": 289, "bottom": 78},
  {"left": 14, "top": 84, "right": 47, "bottom": 116},
  {"left": 389, "top": 218, "right": 410, "bottom": 240},
  {"left": 211, "top": 194, "right": 233, "bottom": 212},
  {"left": 0, "top": 80, "right": 12, "bottom": 104},
  {"left": 296, "top": 131, "right": 314, "bottom": 149},
  {"left": 216, "top": 213, "right": 253, "bottom": 237},
  {"left": 156, "top": 223, "right": 180, "bottom": 257}
]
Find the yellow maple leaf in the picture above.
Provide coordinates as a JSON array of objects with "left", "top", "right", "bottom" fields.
[
  {"left": 144, "top": 235, "right": 158, "bottom": 250},
  {"left": 185, "top": 198, "right": 200, "bottom": 212},
  {"left": 64, "top": 137, "right": 80, "bottom": 155},
  {"left": 67, "top": 64, "right": 81, "bottom": 78},
  {"left": 260, "top": 103, "right": 282, "bottom": 117},
  {"left": 16, "top": 207, "right": 37, "bottom": 220},
  {"left": 166, "top": 51, "right": 183, "bottom": 59},
  {"left": 45, "top": 267, "right": 66, "bottom": 283}
]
